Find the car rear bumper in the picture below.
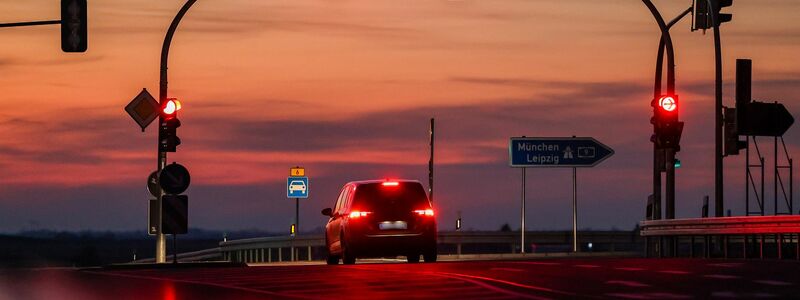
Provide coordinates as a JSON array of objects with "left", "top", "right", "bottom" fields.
[{"left": 346, "top": 227, "right": 436, "bottom": 257}]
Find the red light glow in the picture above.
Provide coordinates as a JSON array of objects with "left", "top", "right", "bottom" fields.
[
  {"left": 349, "top": 211, "right": 371, "bottom": 218},
  {"left": 382, "top": 181, "right": 399, "bottom": 186},
  {"left": 163, "top": 99, "right": 182, "bottom": 115},
  {"left": 659, "top": 96, "right": 676, "bottom": 112}
]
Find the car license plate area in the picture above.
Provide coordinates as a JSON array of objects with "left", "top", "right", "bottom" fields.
[{"left": 378, "top": 221, "right": 407, "bottom": 230}]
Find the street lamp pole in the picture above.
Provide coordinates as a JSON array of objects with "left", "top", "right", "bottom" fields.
[{"left": 156, "top": 0, "right": 196, "bottom": 263}]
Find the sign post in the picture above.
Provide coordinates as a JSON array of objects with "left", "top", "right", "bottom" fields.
[
  {"left": 287, "top": 167, "right": 308, "bottom": 238},
  {"left": 509, "top": 137, "right": 614, "bottom": 253}
]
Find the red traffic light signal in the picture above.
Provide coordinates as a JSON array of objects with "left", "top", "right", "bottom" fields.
[
  {"left": 162, "top": 98, "right": 182, "bottom": 116},
  {"left": 659, "top": 96, "right": 677, "bottom": 112}
]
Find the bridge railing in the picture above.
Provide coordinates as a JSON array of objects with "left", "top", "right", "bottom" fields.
[
  {"left": 215, "top": 230, "right": 642, "bottom": 263},
  {"left": 639, "top": 215, "right": 800, "bottom": 259}
]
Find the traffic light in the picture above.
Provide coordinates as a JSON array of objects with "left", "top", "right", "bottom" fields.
[
  {"left": 60, "top": 0, "right": 87, "bottom": 52},
  {"left": 724, "top": 107, "right": 747, "bottom": 156},
  {"left": 290, "top": 223, "right": 296, "bottom": 236},
  {"left": 651, "top": 95, "right": 684, "bottom": 151},
  {"left": 713, "top": 0, "right": 733, "bottom": 26},
  {"left": 692, "top": 0, "right": 733, "bottom": 31},
  {"left": 159, "top": 99, "right": 181, "bottom": 152}
]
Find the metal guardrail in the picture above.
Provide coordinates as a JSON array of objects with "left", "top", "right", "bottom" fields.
[
  {"left": 640, "top": 215, "right": 800, "bottom": 236},
  {"left": 133, "top": 230, "right": 642, "bottom": 263},
  {"left": 639, "top": 216, "right": 800, "bottom": 259},
  {"left": 215, "top": 231, "right": 641, "bottom": 263}
]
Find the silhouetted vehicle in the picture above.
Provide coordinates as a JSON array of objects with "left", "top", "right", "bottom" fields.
[{"left": 321, "top": 180, "right": 437, "bottom": 264}]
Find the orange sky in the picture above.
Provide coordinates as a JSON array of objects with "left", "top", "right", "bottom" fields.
[{"left": 0, "top": 0, "right": 799, "bottom": 232}]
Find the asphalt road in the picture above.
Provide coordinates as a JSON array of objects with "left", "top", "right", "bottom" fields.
[{"left": 1, "top": 258, "right": 799, "bottom": 299}]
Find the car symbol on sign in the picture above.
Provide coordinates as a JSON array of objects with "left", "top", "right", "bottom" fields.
[{"left": 289, "top": 180, "right": 307, "bottom": 194}]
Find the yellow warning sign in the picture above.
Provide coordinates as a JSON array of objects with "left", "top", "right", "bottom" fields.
[{"left": 290, "top": 167, "right": 305, "bottom": 177}]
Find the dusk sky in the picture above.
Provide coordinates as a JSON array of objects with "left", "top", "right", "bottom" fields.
[{"left": 0, "top": 0, "right": 798, "bottom": 233}]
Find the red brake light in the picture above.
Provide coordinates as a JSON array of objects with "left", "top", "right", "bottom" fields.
[
  {"left": 382, "top": 181, "right": 399, "bottom": 186},
  {"left": 349, "top": 211, "right": 371, "bottom": 218},
  {"left": 413, "top": 209, "right": 434, "bottom": 217}
]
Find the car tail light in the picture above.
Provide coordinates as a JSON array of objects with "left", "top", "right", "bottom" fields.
[
  {"left": 413, "top": 209, "right": 434, "bottom": 217},
  {"left": 382, "top": 181, "right": 399, "bottom": 187},
  {"left": 349, "top": 211, "right": 371, "bottom": 218}
]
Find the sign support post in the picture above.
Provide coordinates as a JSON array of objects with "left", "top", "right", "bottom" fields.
[
  {"left": 521, "top": 167, "right": 526, "bottom": 254},
  {"left": 509, "top": 136, "right": 614, "bottom": 255},
  {"left": 573, "top": 167, "right": 578, "bottom": 252}
]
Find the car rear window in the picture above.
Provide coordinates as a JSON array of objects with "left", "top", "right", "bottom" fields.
[{"left": 351, "top": 182, "right": 429, "bottom": 212}]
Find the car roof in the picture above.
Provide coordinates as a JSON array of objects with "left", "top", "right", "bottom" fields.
[{"left": 345, "top": 179, "right": 422, "bottom": 186}]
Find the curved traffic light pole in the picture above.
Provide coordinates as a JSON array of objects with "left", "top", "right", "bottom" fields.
[
  {"left": 155, "top": 0, "right": 197, "bottom": 264},
  {"left": 642, "top": 1, "right": 691, "bottom": 223}
]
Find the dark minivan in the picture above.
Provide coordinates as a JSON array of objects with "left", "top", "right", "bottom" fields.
[{"left": 321, "top": 180, "right": 437, "bottom": 264}]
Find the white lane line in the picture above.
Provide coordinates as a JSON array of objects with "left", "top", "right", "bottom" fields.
[
  {"left": 606, "top": 292, "right": 692, "bottom": 299},
  {"left": 615, "top": 267, "right": 646, "bottom": 271},
  {"left": 658, "top": 270, "right": 690, "bottom": 275},
  {"left": 605, "top": 280, "right": 651, "bottom": 288},
  {"left": 706, "top": 263, "right": 743, "bottom": 268},
  {"left": 754, "top": 280, "right": 793, "bottom": 286},
  {"left": 703, "top": 274, "right": 740, "bottom": 280},
  {"left": 510, "top": 261, "right": 561, "bottom": 266},
  {"left": 574, "top": 264, "right": 601, "bottom": 268},
  {"left": 490, "top": 268, "right": 524, "bottom": 272}
]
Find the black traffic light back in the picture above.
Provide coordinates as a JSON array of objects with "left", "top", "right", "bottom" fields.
[
  {"left": 692, "top": 0, "right": 733, "bottom": 31},
  {"left": 159, "top": 117, "right": 181, "bottom": 152},
  {"left": 723, "top": 107, "right": 747, "bottom": 156},
  {"left": 60, "top": 0, "right": 87, "bottom": 52},
  {"left": 713, "top": 0, "right": 733, "bottom": 25},
  {"left": 735, "top": 59, "right": 751, "bottom": 133}
]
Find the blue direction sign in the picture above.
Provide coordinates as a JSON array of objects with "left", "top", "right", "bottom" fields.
[
  {"left": 287, "top": 177, "right": 309, "bottom": 198},
  {"left": 509, "top": 137, "right": 614, "bottom": 168}
]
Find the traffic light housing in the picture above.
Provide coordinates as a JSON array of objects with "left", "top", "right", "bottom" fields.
[
  {"left": 651, "top": 95, "right": 683, "bottom": 151},
  {"left": 60, "top": 0, "right": 87, "bottom": 52},
  {"left": 159, "top": 99, "right": 181, "bottom": 152},
  {"left": 713, "top": 0, "right": 733, "bottom": 25},
  {"left": 692, "top": 0, "right": 733, "bottom": 31},
  {"left": 723, "top": 107, "right": 747, "bottom": 156}
]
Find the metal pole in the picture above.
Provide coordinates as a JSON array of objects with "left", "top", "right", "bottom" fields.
[
  {"left": 521, "top": 167, "right": 526, "bottom": 254},
  {"left": 0, "top": 20, "right": 60, "bottom": 28},
  {"left": 708, "top": 0, "right": 724, "bottom": 217},
  {"left": 156, "top": 0, "right": 196, "bottom": 263},
  {"left": 775, "top": 136, "right": 778, "bottom": 215},
  {"left": 666, "top": 149, "right": 675, "bottom": 219},
  {"left": 296, "top": 198, "right": 300, "bottom": 235},
  {"left": 746, "top": 136, "right": 750, "bottom": 215},
  {"left": 429, "top": 118, "right": 434, "bottom": 202},
  {"left": 572, "top": 167, "right": 578, "bottom": 252},
  {"left": 172, "top": 234, "right": 178, "bottom": 264}
]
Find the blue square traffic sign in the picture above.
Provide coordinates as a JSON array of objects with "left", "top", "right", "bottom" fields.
[{"left": 287, "top": 177, "right": 309, "bottom": 198}]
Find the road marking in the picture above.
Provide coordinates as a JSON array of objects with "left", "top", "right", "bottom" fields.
[
  {"left": 658, "top": 270, "right": 690, "bottom": 275},
  {"left": 754, "top": 280, "right": 793, "bottom": 286},
  {"left": 606, "top": 292, "right": 692, "bottom": 299},
  {"left": 703, "top": 274, "right": 740, "bottom": 280},
  {"left": 615, "top": 267, "right": 645, "bottom": 271},
  {"left": 510, "top": 261, "right": 561, "bottom": 266},
  {"left": 490, "top": 268, "right": 524, "bottom": 272},
  {"left": 605, "top": 280, "right": 651, "bottom": 287},
  {"left": 575, "top": 264, "right": 601, "bottom": 268},
  {"left": 432, "top": 271, "right": 582, "bottom": 299},
  {"left": 706, "top": 263, "right": 743, "bottom": 268}
]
